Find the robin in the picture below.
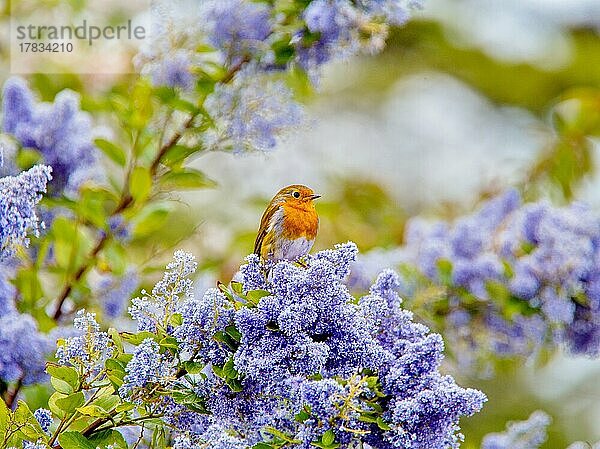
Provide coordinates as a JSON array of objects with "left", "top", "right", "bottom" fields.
[{"left": 254, "top": 185, "right": 320, "bottom": 262}]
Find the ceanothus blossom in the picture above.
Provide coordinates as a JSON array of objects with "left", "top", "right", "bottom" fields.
[
  {"left": 295, "top": 0, "right": 421, "bottom": 77},
  {"left": 0, "top": 164, "right": 52, "bottom": 259},
  {"left": 96, "top": 269, "right": 139, "bottom": 319},
  {"left": 203, "top": 66, "right": 304, "bottom": 154},
  {"left": 203, "top": 0, "right": 272, "bottom": 65},
  {"left": 2, "top": 77, "right": 97, "bottom": 195},
  {"left": 129, "top": 250, "right": 197, "bottom": 332},
  {"left": 119, "top": 338, "right": 175, "bottom": 403},
  {"left": 164, "top": 243, "right": 485, "bottom": 449},
  {"left": 481, "top": 411, "right": 551, "bottom": 449},
  {"left": 0, "top": 311, "right": 51, "bottom": 385},
  {"left": 136, "top": 0, "right": 421, "bottom": 155},
  {"left": 352, "top": 190, "right": 600, "bottom": 372},
  {"left": 34, "top": 408, "right": 53, "bottom": 433},
  {"left": 55, "top": 310, "right": 114, "bottom": 381}
]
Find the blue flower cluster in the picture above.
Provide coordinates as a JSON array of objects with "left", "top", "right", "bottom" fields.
[
  {"left": 55, "top": 310, "right": 114, "bottom": 381},
  {"left": 377, "top": 190, "right": 600, "bottom": 365},
  {"left": 137, "top": 0, "right": 420, "bottom": 154},
  {"left": 203, "top": 66, "right": 304, "bottom": 154},
  {"left": 296, "top": 0, "right": 417, "bottom": 74},
  {"left": 129, "top": 250, "right": 197, "bottom": 333},
  {"left": 0, "top": 307, "right": 51, "bottom": 385},
  {"left": 119, "top": 338, "right": 175, "bottom": 404},
  {"left": 481, "top": 411, "right": 550, "bottom": 449},
  {"left": 143, "top": 0, "right": 419, "bottom": 83},
  {"left": 33, "top": 408, "right": 53, "bottom": 433},
  {"left": 204, "top": 0, "right": 271, "bottom": 66},
  {"left": 2, "top": 77, "right": 98, "bottom": 195},
  {"left": 0, "top": 164, "right": 52, "bottom": 259},
  {"left": 139, "top": 244, "right": 486, "bottom": 449},
  {"left": 96, "top": 269, "right": 139, "bottom": 319}
]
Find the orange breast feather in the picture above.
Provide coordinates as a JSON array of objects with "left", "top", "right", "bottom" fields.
[{"left": 281, "top": 203, "right": 319, "bottom": 240}]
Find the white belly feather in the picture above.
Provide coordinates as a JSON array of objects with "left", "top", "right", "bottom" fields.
[{"left": 274, "top": 237, "right": 314, "bottom": 261}]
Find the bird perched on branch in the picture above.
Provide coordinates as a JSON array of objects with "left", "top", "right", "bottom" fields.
[{"left": 254, "top": 185, "right": 320, "bottom": 263}]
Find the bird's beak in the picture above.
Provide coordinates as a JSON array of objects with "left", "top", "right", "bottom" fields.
[{"left": 308, "top": 194, "right": 321, "bottom": 200}]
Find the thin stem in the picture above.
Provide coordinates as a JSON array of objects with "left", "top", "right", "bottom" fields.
[
  {"left": 4, "top": 375, "right": 24, "bottom": 409},
  {"left": 49, "top": 386, "right": 102, "bottom": 446},
  {"left": 50, "top": 54, "right": 251, "bottom": 322},
  {"left": 150, "top": 113, "right": 197, "bottom": 177},
  {"left": 93, "top": 414, "right": 164, "bottom": 434},
  {"left": 52, "top": 234, "right": 108, "bottom": 320}
]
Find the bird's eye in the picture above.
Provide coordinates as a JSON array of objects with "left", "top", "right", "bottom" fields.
[{"left": 292, "top": 191, "right": 300, "bottom": 198}]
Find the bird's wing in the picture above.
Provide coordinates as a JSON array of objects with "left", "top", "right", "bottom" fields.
[{"left": 254, "top": 204, "right": 280, "bottom": 256}]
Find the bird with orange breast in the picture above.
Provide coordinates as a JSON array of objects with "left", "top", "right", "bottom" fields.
[{"left": 254, "top": 185, "right": 320, "bottom": 263}]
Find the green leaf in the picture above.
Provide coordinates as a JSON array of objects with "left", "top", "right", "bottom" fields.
[
  {"left": 121, "top": 331, "right": 156, "bottom": 345},
  {"left": 76, "top": 405, "right": 111, "bottom": 418},
  {"left": 94, "top": 138, "right": 127, "bottom": 167},
  {"left": 436, "top": 259, "right": 453, "bottom": 286},
  {"left": 13, "top": 401, "right": 45, "bottom": 440},
  {"left": 79, "top": 190, "right": 109, "bottom": 228},
  {"left": 115, "top": 402, "right": 135, "bottom": 413},
  {"left": 170, "top": 313, "right": 183, "bottom": 327},
  {"left": 88, "top": 429, "right": 128, "bottom": 449},
  {"left": 153, "top": 86, "right": 177, "bottom": 102},
  {"left": 16, "top": 147, "right": 43, "bottom": 169},
  {"left": 212, "top": 364, "right": 224, "bottom": 379},
  {"left": 160, "top": 336, "right": 180, "bottom": 350},
  {"left": 225, "top": 325, "right": 242, "bottom": 342},
  {"left": 231, "top": 281, "right": 244, "bottom": 296},
  {"left": 225, "top": 377, "right": 243, "bottom": 392},
  {"left": 0, "top": 395, "right": 9, "bottom": 435},
  {"left": 264, "top": 427, "right": 301, "bottom": 444},
  {"left": 93, "top": 394, "right": 120, "bottom": 413},
  {"left": 151, "top": 426, "right": 166, "bottom": 449},
  {"left": 160, "top": 168, "right": 216, "bottom": 190},
  {"left": 13, "top": 268, "right": 44, "bottom": 306},
  {"left": 58, "top": 431, "right": 96, "bottom": 449},
  {"left": 51, "top": 376, "right": 74, "bottom": 395},
  {"left": 133, "top": 206, "right": 170, "bottom": 238},
  {"left": 253, "top": 443, "right": 274, "bottom": 449},
  {"left": 109, "top": 328, "right": 124, "bottom": 353},
  {"left": 129, "top": 166, "right": 153, "bottom": 203},
  {"left": 161, "top": 144, "right": 201, "bottom": 167},
  {"left": 46, "top": 364, "right": 79, "bottom": 390},
  {"left": 105, "top": 358, "right": 126, "bottom": 374},
  {"left": 213, "top": 331, "right": 238, "bottom": 351},
  {"left": 485, "top": 280, "right": 511, "bottom": 304},
  {"left": 48, "top": 392, "right": 67, "bottom": 419},
  {"left": 376, "top": 417, "right": 391, "bottom": 431},
  {"left": 294, "top": 409, "right": 311, "bottom": 423},
  {"left": 322, "top": 429, "right": 335, "bottom": 446},
  {"left": 183, "top": 361, "right": 205, "bottom": 374},
  {"left": 246, "top": 289, "right": 271, "bottom": 306},
  {"left": 106, "top": 359, "right": 127, "bottom": 389},
  {"left": 55, "top": 391, "right": 85, "bottom": 414},
  {"left": 358, "top": 413, "right": 378, "bottom": 423}
]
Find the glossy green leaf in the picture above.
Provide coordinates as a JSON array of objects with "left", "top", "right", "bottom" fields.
[
  {"left": 95, "top": 138, "right": 127, "bottom": 167},
  {"left": 50, "top": 376, "right": 74, "bottom": 395},
  {"left": 48, "top": 392, "right": 67, "bottom": 419},
  {"left": 129, "top": 166, "right": 153, "bottom": 203},
  {"left": 76, "top": 405, "right": 111, "bottom": 418},
  {"left": 55, "top": 391, "right": 85, "bottom": 414},
  {"left": 58, "top": 431, "right": 96, "bottom": 449},
  {"left": 160, "top": 168, "right": 216, "bottom": 190},
  {"left": 46, "top": 364, "right": 79, "bottom": 390},
  {"left": 88, "top": 429, "right": 128, "bottom": 449},
  {"left": 322, "top": 429, "right": 335, "bottom": 446}
]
